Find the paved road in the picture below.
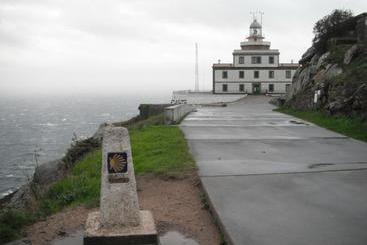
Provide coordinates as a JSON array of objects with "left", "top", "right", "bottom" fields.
[{"left": 180, "top": 96, "right": 367, "bottom": 245}]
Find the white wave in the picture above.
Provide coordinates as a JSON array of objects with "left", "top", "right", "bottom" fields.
[
  {"left": 39, "top": 122, "right": 58, "bottom": 127},
  {"left": 1, "top": 189, "right": 14, "bottom": 197}
]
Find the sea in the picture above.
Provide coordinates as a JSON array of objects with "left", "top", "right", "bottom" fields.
[{"left": 0, "top": 92, "right": 170, "bottom": 198}]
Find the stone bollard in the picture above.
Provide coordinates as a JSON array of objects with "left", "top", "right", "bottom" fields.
[{"left": 84, "top": 126, "right": 158, "bottom": 245}]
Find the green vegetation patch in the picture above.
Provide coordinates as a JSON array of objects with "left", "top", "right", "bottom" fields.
[
  {"left": 62, "top": 137, "right": 100, "bottom": 168},
  {"left": 326, "top": 44, "right": 352, "bottom": 65},
  {"left": 334, "top": 54, "right": 367, "bottom": 86},
  {"left": 131, "top": 126, "right": 195, "bottom": 175},
  {"left": 1, "top": 115, "right": 195, "bottom": 243},
  {"left": 0, "top": 209, "right": 34, "bottom": 244},
  {"left": 39, "top": 125, "right": 194, "bottom": 215},
  {"left": 275, "top": 108, "right": 367, "bottom": 142},
  {"left": 39, "top": 149, "right": 102, "bottom": 216}
]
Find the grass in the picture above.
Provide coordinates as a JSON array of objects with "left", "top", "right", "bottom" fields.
[
  {"left": 38, "top": 126, "right": 194, "bottom": 215},
  {"left": 131, "top": 126, "right": 195, "bottom": 175},
  {"left": 0, "top": 210, "right": 34, "bottom": 244},
  {"left": 39, "top": 149, "right": 102, "bottom": 216},
  {"left": 38, "top": 125, "right": 195, "bottom": 215},
  {"left": 1, "top": 115, "right": 195, "bottom": 243},
  {"left": 275, "top": 108, "right": 367, "bottom": 142}
]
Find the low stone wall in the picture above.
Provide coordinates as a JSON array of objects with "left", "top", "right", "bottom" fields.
[
  {"left": 172, "top": 90, "right": 246, "bottom": 105},
  {"left": 164, "top": 104, "right": 194, "bottom": 125},
  {"left": 138, "top": 104, "right": 171, "bottom": 119}
]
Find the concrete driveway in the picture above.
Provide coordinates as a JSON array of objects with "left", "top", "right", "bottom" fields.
[{"left": 180, "top": 96, "right": 367, "bottom": 245}]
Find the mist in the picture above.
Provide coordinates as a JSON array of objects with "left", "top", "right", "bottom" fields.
[{"left": 0, "top": 0, "right": 366, "bottom": 96}]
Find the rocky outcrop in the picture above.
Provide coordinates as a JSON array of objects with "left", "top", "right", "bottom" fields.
[
  {"left": 285, "top": 13, "right": 367, "bottom": 119},
  {"left": 343, "top": 44, "right": 359, "bottom": 64}
]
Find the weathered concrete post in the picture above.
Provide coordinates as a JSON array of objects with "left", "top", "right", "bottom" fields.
[{"left": 84, "top": 126, "right": 158, "bottom": 245}]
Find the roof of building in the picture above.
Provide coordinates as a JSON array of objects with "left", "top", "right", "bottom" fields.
[
  {"left": 212, "top": 63, "right": 233, "bottom": 68},
  {"left": 250, "top": 19, "right": 262, "bottom": 29},
  {"left": 279, "top": 63, "right": 299, "bottom": 67},
  {"left": 233, "top": 49, "right": 279, "bottom": 55}
]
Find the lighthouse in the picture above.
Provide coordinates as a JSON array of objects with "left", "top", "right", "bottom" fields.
[{"left": 212, "top": 16, "right": 298, "bottom": 94}]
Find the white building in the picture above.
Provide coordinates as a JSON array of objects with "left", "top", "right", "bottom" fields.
[{"left": 213, "top": 18, "right": 298, "bottom": 94}]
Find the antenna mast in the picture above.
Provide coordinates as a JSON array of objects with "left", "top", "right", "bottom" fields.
[
  {"left": 195, "top": 42, "right": 199, "bottom": 92},
  {"left": 250, "top": 11, "right": 256, "bottom": 21},
  {"left": 259, "top": 11, "right": 264, "bottom": 36}
]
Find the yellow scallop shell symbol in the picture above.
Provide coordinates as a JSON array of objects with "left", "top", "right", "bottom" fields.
[{"left": 109, "top": 154, "right": 126, "bottom": 172}]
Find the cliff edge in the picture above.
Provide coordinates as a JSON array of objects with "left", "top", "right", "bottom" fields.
[{"left": 284, "top": 11, "right": 367, "bottom": 119}]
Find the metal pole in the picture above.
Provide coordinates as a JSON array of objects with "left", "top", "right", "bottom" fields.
[{"left": 195, "top": 43, "right": 199, "bottom": 92}]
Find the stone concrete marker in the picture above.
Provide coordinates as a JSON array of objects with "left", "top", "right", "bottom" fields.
[{"left": 84, "top": 126, "right": 158, "bottom": 245}]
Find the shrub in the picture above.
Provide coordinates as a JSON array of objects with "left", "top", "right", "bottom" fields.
[
  {"left": 0, "top": 209, "right": 33, "bottom": 244},
  {"left": 62, "top": 137, "right": 100, "bottom": 168},
  {"left": 313, "top": 9, "right": 354, "bottom": 53}
]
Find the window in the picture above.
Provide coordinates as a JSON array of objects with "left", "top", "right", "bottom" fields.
[
  {"left": 239, "top": 84, "right": 244, "bottom": 92},
  {"left": 269, "top": 84, "right": 274, "bottom": 92},
  {"left": 222, "top": 71, "right": 228, "bottom": 79},
  {"left": 239, "top": 71, "right": 244, "bottom": 78},
  {"left": 222, "top": 84, "right": 228, "bottom": 92},
  {"left": 251, "top": 56, "right": 262, "bottom": 64},
  {"left": 269, "top": 56, "right": 274, "bottom": 64},
  {"left": 239, "top": 56, "right": 244, "bottom": 64},
  {"left": 269, "top": 70, "right": 274, "bottom": 79},
  {"left": 286, "top": 70, "right": 292, "bottom": 79},
  {"left": 254, "top": 71, "right": 259, "bottom": 78}
]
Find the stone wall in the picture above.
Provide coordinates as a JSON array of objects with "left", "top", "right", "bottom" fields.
[
  {"left": 164, "top": 104, "right": 194, "bottom": 125},
  {"left": 138, "top": 104, "right": 171, "bottom": 119}
]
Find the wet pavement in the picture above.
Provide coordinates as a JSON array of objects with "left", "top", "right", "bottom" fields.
[{"left": 181, "top": 95, "right": 367, "bottom": 245}]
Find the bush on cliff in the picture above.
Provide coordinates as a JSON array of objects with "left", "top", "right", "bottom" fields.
[
  {"left": 313, "top": 9, "right": 354, "bottom": 53},
  {"left": 286, "top": 9, "right": 366, "bottom": 119},
  {"left": 0, "top": 209, "right": 33, "bottom": 244},
  {"left": 62, "top": 137, "right": 101, "bottom": 169}
]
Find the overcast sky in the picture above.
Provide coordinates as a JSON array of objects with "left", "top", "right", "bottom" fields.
[{"left": 0, "top": 0, "right": 365, "bottom": 96}]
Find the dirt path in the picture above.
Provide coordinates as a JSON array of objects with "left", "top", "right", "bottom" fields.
[
  {"left": 24, "top": 172, "right": 221, "bottom": 245},
  {"left": 138, "top": 173, "right": 221, "bottom": 245}
]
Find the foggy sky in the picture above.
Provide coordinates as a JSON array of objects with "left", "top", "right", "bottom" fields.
[{"left": 0, "top": 0, "right": 365, "bottom": 95}]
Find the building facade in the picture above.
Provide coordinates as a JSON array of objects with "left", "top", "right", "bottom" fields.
[{"left": 213, "top": 19, "right": 298, "bottom": 94}]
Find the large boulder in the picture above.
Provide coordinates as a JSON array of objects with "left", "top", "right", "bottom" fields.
[
  {"left": 343, "top": 44, "right": 359, "bottom": 64},
  {"left": 299, "top": 46, "right": 316, "bottom": 64},
  {"left": 6, "top": 184, "right": 36, "bottom": 211},
  {"left": 33, "top": 159, "right": 65, "bottom": 186},
  {"left": 6, "top": 159, "right": 66, "bottom": 211},
  {"left": 316, "top": 52, "right": 330, "bottom": 70},
  {"left": 325, "top": 64, "right": 343, "bottom": 79},
  {"left": 269, "top": 96, "right": 286, "bottom": 107}
]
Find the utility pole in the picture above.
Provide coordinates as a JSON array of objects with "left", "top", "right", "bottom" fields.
[{"left": 195, "top": 42, "right": 199, "bottom": 92}]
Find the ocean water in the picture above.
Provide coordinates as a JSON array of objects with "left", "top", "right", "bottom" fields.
[{"left": 0, "top": 93, "right": 169, "bottom": 197}]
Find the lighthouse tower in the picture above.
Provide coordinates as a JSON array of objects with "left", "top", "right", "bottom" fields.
[
  {"left": 212, "top": 15, "right": 298, "bottom": 94},
  {"left": 240, "top": 18, "right": 270, "bottom": 50}
]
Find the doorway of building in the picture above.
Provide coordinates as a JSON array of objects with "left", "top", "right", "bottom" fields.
[{"left": 252, "top": 83, "right": 261, "bottom": 94}]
